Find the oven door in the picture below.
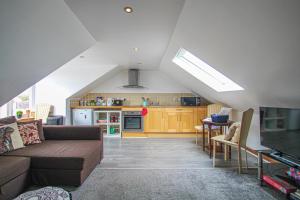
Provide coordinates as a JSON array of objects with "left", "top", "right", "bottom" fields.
[{"left": 123, "top": 115, "right": 143, "bottom": 132}]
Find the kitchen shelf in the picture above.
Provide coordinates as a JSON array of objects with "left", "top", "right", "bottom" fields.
[{"left": 94, "top": 110, "right": 122, "bottom": 137}]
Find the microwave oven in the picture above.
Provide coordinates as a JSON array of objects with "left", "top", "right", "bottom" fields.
[{"left": 180, "top": 97, "right": 201, "bottom": 106}]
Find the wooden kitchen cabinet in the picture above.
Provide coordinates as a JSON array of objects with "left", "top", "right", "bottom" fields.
[
  {"left": 143, "top": 107, "right": 207, "bottom": 133},
  {"left": 163, "top": 111, "right": 180, "bottom": 132},
  {"left": 164, "top": 108, "right": 195, "bottom": 133},
  {"left": 144, "top": 108, "right": 165, "bottom": 132},
  {"left": 196, "top": 107, "right": 207, "bottom": 125},
  {"left": 180, "top": 109, "right": 195, "bottom": 132}
]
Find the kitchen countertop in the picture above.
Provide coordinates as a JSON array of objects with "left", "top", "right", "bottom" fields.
[{"left": 70, "top": 105, "right": 206, "bottom": 109}]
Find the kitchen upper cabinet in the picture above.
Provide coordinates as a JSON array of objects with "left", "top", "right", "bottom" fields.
[{"left": 144, "top": 108, "right": 164, "bottom": 132}]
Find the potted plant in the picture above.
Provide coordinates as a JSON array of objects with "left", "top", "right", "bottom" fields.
[{"left": 16, "top": 110, "right": 23, "bottom": 119}]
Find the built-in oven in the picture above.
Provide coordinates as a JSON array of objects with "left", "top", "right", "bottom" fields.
[{"left": 122, "top": 111, "right": 143, "bottom": 132}]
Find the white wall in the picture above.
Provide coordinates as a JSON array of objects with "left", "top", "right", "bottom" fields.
[
  {"left": 90, "top": 70, "right": 190, "bottom": 93},
  {"left": 0, "top": 105, "right": 8, "bottom": 118},
  {"left": 35, "top": 44, "right": 118, "bottom": 116},
  {"left": 0, "top": 0, "right": 95, "bottom": 106},
  {"left": 231, "top": 109, "right": 267, "bottom": 150}
]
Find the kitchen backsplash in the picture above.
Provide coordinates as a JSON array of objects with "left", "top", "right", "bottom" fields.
[{"left": 70, "top": 93, "right": 194, "bottom": 106}]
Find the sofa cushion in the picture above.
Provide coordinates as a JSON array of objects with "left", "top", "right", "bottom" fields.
[
  {"left": 0, "top": 116, "right": 17, "bottom": 126},
  {"left": 18, "top": 119, "right": 45, "bottom": 141},
  {"left": 0, "top": 156, "right": 30, "bottom": 185},
  {"left": 0, "top": 123, "right": 25, "bottom": 154},
  {"left": 18, "top": 121, "right": 41, "bottom": 145},
  {"left": 3, "top": 140, "right": 101, "bottom": 170}
]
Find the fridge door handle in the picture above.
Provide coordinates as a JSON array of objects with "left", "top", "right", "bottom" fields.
[{"left": 84, "top": 115, "right": 87, "bottom": 119}]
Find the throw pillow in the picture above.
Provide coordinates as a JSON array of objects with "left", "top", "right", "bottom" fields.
[
  {"left": 231, "top": 126, "right": 241, "bottom": 143},
  {"left": 224, "top": 122, "right": 240, "bottom": 141},
  {"left": 18, "top": 121, "right": 41, "bottom": 145},
  {"left": 0, "top": 126, "right": 14, "bottom": 154},
  {"left": 18, "top": 119, "right": 44, "bottom": 141},
  {"left": 0, "top": 122, "right": 25, "bottom": 154}
]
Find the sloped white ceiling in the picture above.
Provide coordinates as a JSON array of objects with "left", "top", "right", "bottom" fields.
[
  {"left": 35, "top": 44, "right": 118, "bottom": 115},
  {"left": 2, "top": 0, "right": 300, "bottom": 117},
  {"left": 64, "top": 0, "right": 185, "bottom": 69},
  {"left": 160, "top": 0, "right": 300, "bottom": 110},
  {"left": 0, "top": 0, "right": 96, "bottom": 106}
]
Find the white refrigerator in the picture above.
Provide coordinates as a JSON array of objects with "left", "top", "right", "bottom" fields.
[{"left": 72, "top": 109, "right": 93, "bottom": 125}]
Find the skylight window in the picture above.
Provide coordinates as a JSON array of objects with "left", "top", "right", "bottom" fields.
[{"left": 172, "top": 48, "right": 244, "bottom": 92}]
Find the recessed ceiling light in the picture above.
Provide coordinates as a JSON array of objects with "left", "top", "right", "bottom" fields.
[
  {"left": 133, "top": 47, "right": 139, "bottom": 52},
  {"left": 124, "top": 6, "right": 133, "bottom": 13}
]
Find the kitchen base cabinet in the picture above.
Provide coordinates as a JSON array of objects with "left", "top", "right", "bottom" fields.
[
  {"left": 144, "top": 108, "right": 164, "bottom": 132},
  {"left": 164, "top": 108, "right": 195, "bottom": 133},
  {"left": 180, "top": 110, "right": 195, "bottom": 132},
  {"left": 163, "top": 111, "right": 180, "bottom": 132},
  {"left": 143, "top": 107, "right": 207, "bottom": 133}
]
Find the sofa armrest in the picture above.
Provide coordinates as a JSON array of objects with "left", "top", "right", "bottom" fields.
[{"left": 43, "top": 125, "right": 102, "bottom": 140}]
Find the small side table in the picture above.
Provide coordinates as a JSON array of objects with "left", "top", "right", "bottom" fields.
[{"left": 202, "top": 120, "right": 234, "bottom": 158}]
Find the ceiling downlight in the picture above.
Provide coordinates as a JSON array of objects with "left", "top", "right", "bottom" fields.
[{"left": 124, "top": 6, "right": 133, "bottom": 13}]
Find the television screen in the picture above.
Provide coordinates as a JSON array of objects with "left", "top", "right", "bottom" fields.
[{"left": 260, "top": 107, "right": 300, "bottom": 161}]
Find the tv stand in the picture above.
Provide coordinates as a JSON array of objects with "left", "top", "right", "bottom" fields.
[
  {"left": 270, "top": 151, "right": 300, "bottom": 169},
  {"left": 258, "top": 150, "right": 300, "bottom": 186}
]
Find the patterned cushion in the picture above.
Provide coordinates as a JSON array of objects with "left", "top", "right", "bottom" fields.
[
  {"left": 15, "top": 186, "right": 71, "bottom": 200},
  {"left": 0, "top": 126, "right": 14, "bottom": 154},
  {"left": 18, "top": 121, "right": 41, "bottom": 145},
  {"left": 0, "top": 122, "right": 25, "bottom": 154},
  {"left": 18, "top": 119, "right": 45, "bottom": 140}
]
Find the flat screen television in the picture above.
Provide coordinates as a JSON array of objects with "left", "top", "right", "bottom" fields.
[{"left": 260, "top": 107, "right": 300, "bottom": 162}]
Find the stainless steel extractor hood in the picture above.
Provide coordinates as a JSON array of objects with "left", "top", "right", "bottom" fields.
[{"left": 123, "top": 69, "right": 144, "bottom": 88}]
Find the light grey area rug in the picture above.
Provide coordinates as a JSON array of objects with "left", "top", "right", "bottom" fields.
[
  {"left": 70, "top": 138, "right": 285, "bottom": 200},
  {"left": 72, "top": 167, "right": 283, "bottom": 200}
]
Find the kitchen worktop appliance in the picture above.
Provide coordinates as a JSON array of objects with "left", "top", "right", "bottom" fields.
[
  {"left": 112, "top": 99, "right": 123, "bottom": 106},
  {"left": 122, "top": 111, "right": 143, "bottom": 132},
  {"left": 180, "top": 97, "right": 201, "bottom": 106}
]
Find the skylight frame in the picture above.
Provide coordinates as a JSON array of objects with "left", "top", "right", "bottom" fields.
[{"left": 172, "top": 48, "right": 244, "bottom": 92}]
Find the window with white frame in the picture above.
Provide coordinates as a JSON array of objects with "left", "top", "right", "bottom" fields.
[
  {"left": 0, "top": 86, "right": 35, "bottom": 118},
  {"left": 172, "top": 48, "right": 244, "bottom": 92}
]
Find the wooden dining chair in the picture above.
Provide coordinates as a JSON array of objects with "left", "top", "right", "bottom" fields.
[{"left": 211, "top": 108, "right": 254, "bottom": 174}]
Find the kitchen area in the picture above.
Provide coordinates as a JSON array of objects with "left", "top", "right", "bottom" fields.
[
  {"left": 70, "top": 69, "right": 208, "bottom": 138},
  {"left": 71, "top": 94, "right": 207, "bottom": 138}
]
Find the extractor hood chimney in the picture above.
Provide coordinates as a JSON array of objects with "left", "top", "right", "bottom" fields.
[{"left": 122, "top": 69, "right": 144, "bottom": 88}]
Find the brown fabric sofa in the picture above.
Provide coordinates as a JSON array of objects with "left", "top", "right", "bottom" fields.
[
  {"left": 0, "top": 156, "right": 30, "bottom": 200},
  {"left": 0, "top": 117, "right": 103, "bottom": 200}
]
